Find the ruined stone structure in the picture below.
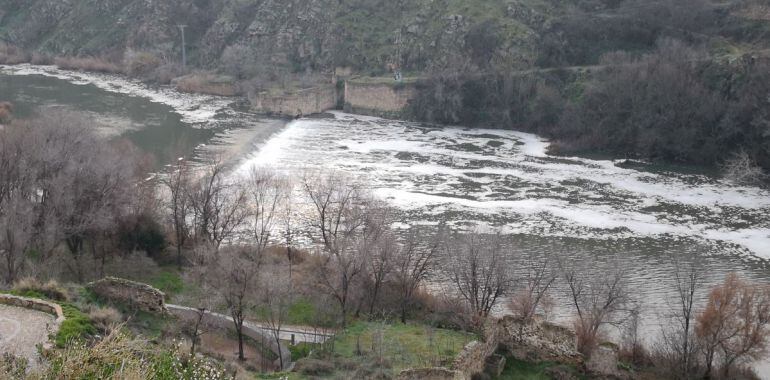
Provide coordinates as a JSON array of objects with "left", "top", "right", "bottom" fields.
[
  {"left": 344, "top": 79, "right": 417, "bottom": 118},
  {"left": 398, "top": 316, "right": 580, "bottom": 380},
  {"left": 587, "top": 344, "right": 621, "bottom": 378},
  {"left": 498, "top": 316, "right": 581, "bottom": 361},
  {"left": 252, "top": 85, "right": 337, "bottom": 117},
  {"left": 87, "top": 277, "right": 166, "bottom": 313}
]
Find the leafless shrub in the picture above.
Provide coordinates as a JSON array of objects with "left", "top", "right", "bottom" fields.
[
  {"left": 444, "top": 232, "right": 515, "bottom": 321},
  {"left": 88, "top": 306, "right": 123, "bottom": 334},
  {"left": 722, "top": 150, "right": 768, "bottom": 187},
  {"left": 0, "top": 102, "right": 12, "bottom": 124},
  {"left": 560, "top": 257, "right": 633, "bottom": 355}
]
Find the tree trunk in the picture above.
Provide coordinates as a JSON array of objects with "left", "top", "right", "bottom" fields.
[{"left": 237, "top": 325, "right": 245, "bottom": 361}]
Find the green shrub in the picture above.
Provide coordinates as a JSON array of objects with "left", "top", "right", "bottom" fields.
[
  {"left": 56, "top": 304, "right": 97, "bottom": 348},
  {"left": 289, "top": 342, "right": 314, "bottom": 361}
]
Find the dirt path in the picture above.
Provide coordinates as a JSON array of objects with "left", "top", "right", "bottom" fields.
[{"left": 0, "top": 304, "right": 56, "bottom": 370}]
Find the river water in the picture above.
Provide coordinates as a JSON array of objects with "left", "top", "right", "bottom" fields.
[{"left": 2, "top": 64, "right": 770, "bottom": 375}]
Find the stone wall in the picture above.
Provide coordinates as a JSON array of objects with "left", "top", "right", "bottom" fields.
[
  {"left": 0, "top": 294, "right": 65, "bottom": 323},
  {"left": 344, "top": 80, "right": 417, "bottom": 118},
  {"left": 498, "top": 316, "right": 580, "bottom": 361},
  {"left": 396, "top": 367, "right": 464, "bottom": 380},
  {"left": 252, "top": 85, "right": 337, "bottom": 117},
  {"left": 87, "top": 277, "right": 166, "bottom": 313}
]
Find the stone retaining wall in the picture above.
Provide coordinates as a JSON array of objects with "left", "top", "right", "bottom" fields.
[
  {"left": 87, "top": 277, "right": 166, "bottom": 313},
  {"left": 344, "top": 80, "right": 416, "bottom": 118},
  {"left": 252, "top": 86, "right": 337, "bottom": 117},
  {"left": 0, "top": 294, "right": 65, "bottom": 323}
]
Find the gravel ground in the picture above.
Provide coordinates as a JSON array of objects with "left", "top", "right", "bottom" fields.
[{"left": 0, "top": 304, "right": 56, "bottom": 370}]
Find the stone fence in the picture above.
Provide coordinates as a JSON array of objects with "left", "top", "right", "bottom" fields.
[
  {"left": 86, "top": 277, "right": 166, "bottom": 313},
  {"left": 0, "top": 294, "right": 65, "bottom": 323}
]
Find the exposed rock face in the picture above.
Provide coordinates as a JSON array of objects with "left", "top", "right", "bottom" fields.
[
  {"left": 87, "top": 277, "right": 166, "bottom": 313},
  {"left": 0, "top": 0, "right": 551, "bottom": 74}
]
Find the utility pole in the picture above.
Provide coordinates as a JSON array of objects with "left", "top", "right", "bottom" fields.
[{"left": 178, "top": 24, "right": 187, "bottom": 71}]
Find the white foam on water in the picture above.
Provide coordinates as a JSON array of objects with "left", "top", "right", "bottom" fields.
[{"left": 236, "top": 112, "right": 770, "bottom": 258}]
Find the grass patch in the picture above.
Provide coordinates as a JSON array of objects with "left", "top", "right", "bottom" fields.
[
  {"left": 498, "top": 357, "right": 585, "bottom": 380},
  {"left": 56, "top": 303, "right": 97, "bottom": 348},
  {"left": 149, "top": 270, "right": 184, "bottom": 298},
  {"left": 333, "top": 321, "right": 476, "bottom": 371}
]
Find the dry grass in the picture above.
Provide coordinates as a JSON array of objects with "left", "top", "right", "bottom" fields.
[
  {"left": 54, "top": 56, "right": 125, "bottom": 74},
  {"left": 88, "top": 306, "right": 123, "bottom": 335},
  {"left": 12, "top": 277, "right": 69, "bottom": 301}
]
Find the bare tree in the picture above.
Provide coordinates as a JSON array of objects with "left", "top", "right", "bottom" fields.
[
  {"left": 190, "top": 162, "right": 249, "bottom": 250},
  {"left": 302, "top": 170, "right": 365, "bottom": 252},
  {"left": 161, "top": 158, "right": 193, "bottom": 269},
  {"left": 509, "top": 253, "right": 557, "bottom": 323},
  {"left": 560, "top": 258, "right": 632, "bottom": 355},
  {"left": 0, "top": 195, "right": 33, "bottom": 283},
  {"left": 260, "top": 270, "right": 293, "bottom": 369},
  {"left": 303, "top": 171, "right": 370, "bottom": 326},
  {"left": 247, "top": 166, "right": 288, "bottom": 253},
  {"left": 696, "top": 272, "right": 770, "bottom": 379},
  {"left": 201, "top": 246, "right": 260, "bottom": 361},
  {"left": 392, "top": 230, "right": 440, "bottom": 323},
  {"left": 658, "top": 256, "right": 706, "bottom": 378},
  {"left": 445, "top": 232, "right": 514, "bottom": 319}
]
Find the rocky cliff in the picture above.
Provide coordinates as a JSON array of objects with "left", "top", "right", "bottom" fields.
[{"left": 0, "top": 0, "right": 578, "bottom": 76}]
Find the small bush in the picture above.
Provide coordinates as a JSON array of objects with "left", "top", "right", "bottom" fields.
[
  {"left": 88, "top": 306, "right": 123, "bottom": 334},
  {"left": 12, "top": 277, "right": 68, "bottom": 301},
  {"left": 295, "top": 358, "right": 335, "bottom": 376},
  {"left": 289, "top": 342, "right": 314, "bottom": 360},
  {"left": 0, "top": 102, "right": 12, "bottom": 124}
]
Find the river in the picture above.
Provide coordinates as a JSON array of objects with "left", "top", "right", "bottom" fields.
[{"left": 2, "top": 64, "right": 770, "bottom": 375}]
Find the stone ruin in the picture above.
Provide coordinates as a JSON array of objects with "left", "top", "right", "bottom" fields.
[{"left": 87, "top": 277, "right": 166, "bottom": 313}]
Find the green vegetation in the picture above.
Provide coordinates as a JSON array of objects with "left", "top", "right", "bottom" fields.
[
  {"left": 498, "top": 357, "right": 585, "bottom": 380},
  {"left": 150, "top": 270, "right": 185, "bottom": 298},
  {"left": 56, "top": 303, "right": 97, "bottom": 348},
  {"left": 332, "top": 321, "right": 476, "bottom": 371}
]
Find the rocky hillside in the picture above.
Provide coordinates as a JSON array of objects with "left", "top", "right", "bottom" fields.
[{"left": 0, "top": 0, "right": 648, "bottom": 76}]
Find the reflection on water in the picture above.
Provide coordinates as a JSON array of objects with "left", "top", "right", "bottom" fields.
[{"left": 0, "top": 65, "right": 285, "bottom": 168}]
